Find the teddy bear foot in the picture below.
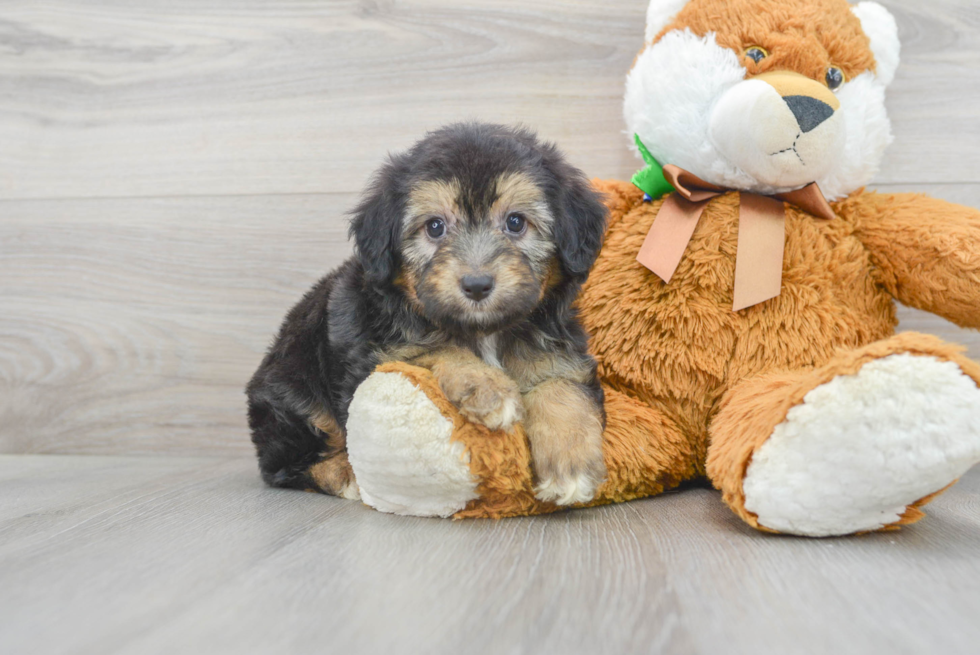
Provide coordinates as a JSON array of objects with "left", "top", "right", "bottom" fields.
[
  {"left": 346, "top": 368, "right": 480, "bottom": 517},
  {"left": 741, "top": 353, "right": 980, "bottom": 537}
]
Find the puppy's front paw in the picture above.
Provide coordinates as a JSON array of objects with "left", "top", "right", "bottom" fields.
[
  {"left": 535, "top": 471, "right": 601, "bottom": 506},
  {"left": 533, "top": 449, "right": 606, "bottom": 505},
  {"left": 436, "top": 365, "right": 523, "bottom": 431},
  {"left": 524, "top": 380, "right": 606, "bottom": 506}
]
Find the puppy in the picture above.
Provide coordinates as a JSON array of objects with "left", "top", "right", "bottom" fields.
[{"left": 246, "top": 122, "right": 608, "bottom": 505}]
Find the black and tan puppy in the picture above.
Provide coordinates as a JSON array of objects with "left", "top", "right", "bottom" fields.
[{"left": 247, "top": 123, "right": 608, "bottom": 505}]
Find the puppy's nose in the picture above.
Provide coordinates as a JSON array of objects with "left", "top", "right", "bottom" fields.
[
  {"left": 460, "top": 275, "right": 495, "bottom": 302},
  {"left": 783, "top": 95, "right": 834, "bottom": 133}
]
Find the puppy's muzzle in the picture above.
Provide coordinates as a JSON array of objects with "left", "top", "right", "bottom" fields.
[{"left": 460, "top": 274, "right": 495, "bottom": 302}]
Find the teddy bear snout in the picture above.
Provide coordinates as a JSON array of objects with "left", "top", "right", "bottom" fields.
[{"left": 708, "top": 71, "right": 845, "bottom": 190}]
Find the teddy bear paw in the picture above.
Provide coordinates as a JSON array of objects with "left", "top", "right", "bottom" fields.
[
  {"left": 743, "top": 353, "right": 980, "bottom": 536},
  {"left": 346, "top": 370, "right": 480, "bottom": 517}
]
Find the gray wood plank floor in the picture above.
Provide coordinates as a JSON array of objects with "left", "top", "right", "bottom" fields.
[{"left": 1, "top": 455, "right": 978, "bottom": 655}]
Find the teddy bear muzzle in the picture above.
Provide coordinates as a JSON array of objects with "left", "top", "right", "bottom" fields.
[{"left": 709, "top": 70, "right": 846, "bottom": 189}]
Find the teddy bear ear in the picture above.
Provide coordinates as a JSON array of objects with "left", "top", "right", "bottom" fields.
[
  {"left": 644, "top": 0, "right": 691, "bottom": 43},
  {"left": 852, "top": 1, "right": 901, "bottom": 86}
]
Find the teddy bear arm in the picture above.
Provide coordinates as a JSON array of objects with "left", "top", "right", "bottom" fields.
[
  {"left": 346, "top": 363, "right": 699, "bottom": 518},
  {"left": 849, "top": 192, "right": 980, "bottom": 329}
]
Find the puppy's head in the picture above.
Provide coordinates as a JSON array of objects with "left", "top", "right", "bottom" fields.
[{"left": 350, "top": 123, "right": 606, "bottom": 333}]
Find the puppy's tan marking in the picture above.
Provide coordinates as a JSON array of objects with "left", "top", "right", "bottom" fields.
[
  {"left": 523, "top": 378, "right": 606, "bottom": 505},
  {"left": 380, "top": 343, "right": 434, "bottom": 364},
  {"left": 308, "top": 452, "right": 359, "bottom": 499},
  {"left": 541, "top": 258, "right": 565, "bottom": 294},
  {"left": 413, "top": 346, "right": 523, "bottom": 431},
  {"left": 305, "top": 408, "right": 359, "bottom": 498},
  {"left": 393, "top": 269, "right": 424, "bottom": 311},
  {"left": 503, "top": 347, "right": 595, "bottom": 393},
  {"left": 308, "top": 408, "right": 345, "bottom": 449},
  {"left": 492, "top": 172, "right": 558, "bottom": 273},
  {"left": 486, "top": 257, "right": 563, "bottom": 318},
  {"left": 491, "top": 172, "right": 553, "bottom": 230},
  {"left": 424, "top": 250, "right": 465, "bottom": 299},
  {"left": 406, "top": 179, "right": 462, "bottom": 228},
  {"left": 402, "top": 179, "right": 463, "bottom": 273}
]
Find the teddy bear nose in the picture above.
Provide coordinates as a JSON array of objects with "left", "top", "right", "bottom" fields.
[
  {"left": 460, "top": 274, "right": 495, "bottom": 301},
  {"left": 783, "top": 95, "right": 835, "bottom": 133}
]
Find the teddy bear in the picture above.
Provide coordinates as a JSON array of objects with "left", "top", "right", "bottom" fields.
[{"left": 341, "top": 0, "right": 980, "bottom": 536}]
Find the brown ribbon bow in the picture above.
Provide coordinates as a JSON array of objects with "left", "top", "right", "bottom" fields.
[{"left": 636, "top": 165, "right": 836, "bottom": 311}]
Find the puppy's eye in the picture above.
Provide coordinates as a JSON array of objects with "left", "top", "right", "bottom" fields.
[
  {"left": 424, "top": 218, "right": 446, "bottom": 239},
  {"left": 504, "top": 213, "right": 527, "bottom": 235},
  {"left": 744, "top": 46, "right": 768, "bottom": 64},
  {"left": 826, "top": 66, "right": 845, "bottom": 90}
]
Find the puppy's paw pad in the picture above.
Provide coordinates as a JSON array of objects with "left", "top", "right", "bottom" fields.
[
  {"left": 339, "top": 482, "right": 361, "bottom": 501},
  {"left": 441, "top": 368, "right": 523, "bottom": 431},
  {"left": 535, "top": 473, "right": 599, "bottom": 506},
  {"left": 468, "top": 392, "right": 522, "bottom": 431}
]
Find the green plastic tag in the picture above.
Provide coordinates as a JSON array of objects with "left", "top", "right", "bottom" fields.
[{"left": 631, "top": 134, "right": 675, "bottom": 200}]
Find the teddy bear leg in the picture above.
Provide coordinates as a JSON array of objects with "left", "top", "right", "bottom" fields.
[
  {"left": 592, "top": 385, "right": 698, "bottom": 504},
  {"left": 347, "top": 361, "right": 560, "bottom": 518},
  {"left": 346, "top": 362, "right": 697, "bottom": 518},
  {"left": 707, "top": 333, "right": 980, "bottom": 537},
  {"left": 344, "top": 363, "right": 486, "bottom": 517}
]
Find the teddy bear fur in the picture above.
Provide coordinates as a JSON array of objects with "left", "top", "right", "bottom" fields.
[
  {"left": 344, "top": 0, "right": 980, "bottom": 535},
  {"left": 365, "top": 186, "right": 980, "bottom": 526}
]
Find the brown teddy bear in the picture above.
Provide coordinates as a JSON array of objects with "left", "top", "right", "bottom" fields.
[{"left": 343, "top": 0, "right": 980, "bottom": 536}]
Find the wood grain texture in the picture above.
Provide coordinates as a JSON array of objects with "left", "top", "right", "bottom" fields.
[
  {"left": 0, "top": 194, "right": 353, "bottom": 455},
  {"left": 0, "top": 454, "right": 978, "bottom": 655},
  {"left": 0, "top": 0, "right": 977, "bottom": 201},
  {"left": 0, "top": 0, "right": 644, "bottom": 200},
  {"left": 1, "top": 0, "right": 979, "bottom": 456}
]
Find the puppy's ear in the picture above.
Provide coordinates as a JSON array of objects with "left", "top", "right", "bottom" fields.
[
  {"left": 349, "top": 158, "right": 407, "bottom": 285},
  {"left": 546, "top": 154, "right": 608, "bottom": 277}
]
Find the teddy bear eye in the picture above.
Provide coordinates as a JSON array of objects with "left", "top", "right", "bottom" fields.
[
  {"left": 744, "top": 47, "right": 768, "bottom": 64},
  {"left": 826, "top": 66, "right": 845, "bottom": 90}
]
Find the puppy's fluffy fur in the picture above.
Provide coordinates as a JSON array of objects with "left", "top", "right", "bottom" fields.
[{"left": 247, "top": 123, "right": 609, "bottom": 505}]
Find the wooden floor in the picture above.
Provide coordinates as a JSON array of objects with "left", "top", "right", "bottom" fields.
[
  {"left": 1, "top": 455, "right": 979, "bottom": 655},
  {"left": 2, "top": 1, "right": 980, "bottom": 653}
]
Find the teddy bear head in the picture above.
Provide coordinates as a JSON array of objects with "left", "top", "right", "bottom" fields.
[{"left": 625, "top": 0, "right": 900, "bottom": 200}]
